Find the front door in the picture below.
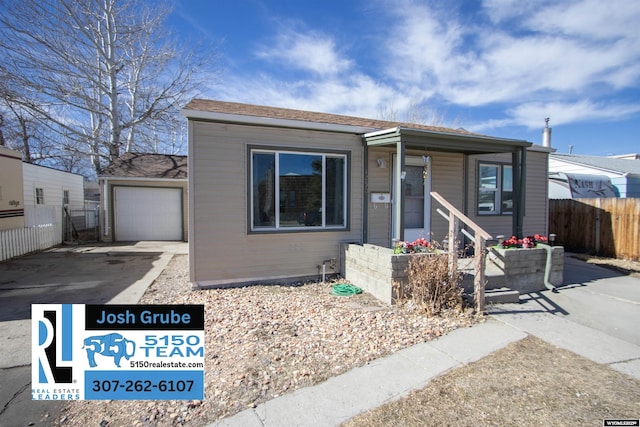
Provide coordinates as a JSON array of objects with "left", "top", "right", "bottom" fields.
[{"left": 393, "top": 156, "right": 432, "bottom": 242}]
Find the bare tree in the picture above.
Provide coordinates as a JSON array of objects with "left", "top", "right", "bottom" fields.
[
  {"left": 377, "top": 104, "right": 398, "bottom": 122},
  {"left": 0, "top": 0, "right": 211, "bottom": 176},
  {"left": 378, "top": 98, "right": 462, "bottom": 128}
]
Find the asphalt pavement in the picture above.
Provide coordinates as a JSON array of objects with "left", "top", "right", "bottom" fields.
[{"left": 0, "top": 242, "right": 187, "bottom": 427}]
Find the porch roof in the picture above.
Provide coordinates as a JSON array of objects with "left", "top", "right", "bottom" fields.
[{"left": 364, "top": 126, "right": 532, "bottom": 154}]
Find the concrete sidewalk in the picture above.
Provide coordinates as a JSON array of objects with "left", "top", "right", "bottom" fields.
[
  {"left": 211, "top": 319, "right": 529, "bottom": 427},
  {"left": 210, "top": 255, "right": 640, "bottom": 427}
]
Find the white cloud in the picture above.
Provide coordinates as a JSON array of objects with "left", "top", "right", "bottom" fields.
[
  {"left": 211, "top": 72, "right": 400, "bottom": 119},
  {"left": 511, "top": 101, "right": 640, "bottom": 127},
  {"left": 480, "top": 0, "right": 541, "bottom": 24},
  {"left": 212, "top": 21, "right": 405, "bottom": 118},
  {"left": 255, "top": 28, "right": 353, "bottom": 76},
  {"left": 525, "top": 0, "right": 640, "bottom": 41},
  {"left": 377, "top": 0, "right": 640, "bottom": 128},
  {"left": 385, "top": 6, "right": 453, "bottom": 79},
  {"left": 204, "top": 0, "right": 640, "bottom": 133},
  {"left": 472, "top": 100, "right": 640, "bottom": 132}
]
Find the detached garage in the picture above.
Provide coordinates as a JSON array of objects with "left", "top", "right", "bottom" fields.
[{"left": 99, "top": 153, "right": 188, "bottom": 242}]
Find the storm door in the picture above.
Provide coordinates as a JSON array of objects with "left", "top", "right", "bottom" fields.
[{"left": 392, "top": 156, "right": 432, "bottom": 242}]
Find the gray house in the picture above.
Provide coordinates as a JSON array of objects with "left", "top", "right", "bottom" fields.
[{"left": 182, "top": 99, "right": 552, "bottom": 288}]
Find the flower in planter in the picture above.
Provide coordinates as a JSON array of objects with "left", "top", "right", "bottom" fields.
[
  {"left": 394, "top": 237, "right": 432, "bottom": 254},
  {"left": 501, "top": 234, "right": 548, "bottom": 249}
]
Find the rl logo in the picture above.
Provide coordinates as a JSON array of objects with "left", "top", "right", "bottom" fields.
[{"left": 33, "top": 304, "right": 74, "bottom": 384}]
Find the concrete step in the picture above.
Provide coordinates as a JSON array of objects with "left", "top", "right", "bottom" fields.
[
  {"left": 458, "top": 259, "right": 519, "bottom": 304},
  {"left": 463, "top": 287, "right": 521, "bottom": 305},
  {"left": 484, "top": 287, "right": 520, "bottom": 304},
  {"left": 459, "top": 262, "right": 506, "bottom": 293}
]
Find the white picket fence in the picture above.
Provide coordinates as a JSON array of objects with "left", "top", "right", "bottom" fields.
[
  {"left": 0, "top": 206, "right": 63, "bottom": 262},
  {"left": 0, "top": 224, "right": 61, "bottom": 261}
]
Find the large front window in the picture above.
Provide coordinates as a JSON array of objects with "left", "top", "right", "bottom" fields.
[
  {"left": 251, "top": 149, "right": 347, "bottom": 231},
  {"left": 477, "top": 163, "right": 512, "bottom": 215}
]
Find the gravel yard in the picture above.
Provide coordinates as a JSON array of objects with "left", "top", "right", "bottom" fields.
[{"left": 56, "top": 254, "right": 477, "bottom": 426}]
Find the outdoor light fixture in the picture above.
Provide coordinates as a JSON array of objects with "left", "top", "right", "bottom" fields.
[
  {"left": 549, "top": 234, "right": 556, "bottom": 244},
  {"left": 400, "top": 171, "right": 406, "bottom": 180},
  {"left": 377, "top": 158, "right": 386, "bottom": 168},
  {"left": 496, "top": 235, "right": 505, "bottom": 244},
  {"left": 422, "top": 155, "right": 431, "bottom": 179}
]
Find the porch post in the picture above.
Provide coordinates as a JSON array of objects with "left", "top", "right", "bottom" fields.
[
  {"left": 393, "top": 140, "right": 405, "bottom": 244},
  {"left": 512, "top": 148, "right": 526, "bottom": 237},
  {"left": 519, "top": 146, "right": 527, "bottom": 236}
]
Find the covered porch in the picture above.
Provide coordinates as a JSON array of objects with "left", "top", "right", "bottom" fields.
[
  {"left": 361, "top": 126, "right": 533, "bottom": 248},
  {"left": 359, "top": 126, "right": 534, "bottom": 312}
]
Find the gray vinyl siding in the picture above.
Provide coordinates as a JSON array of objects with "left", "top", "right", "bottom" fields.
[
  {"left": 467, "top": 150, "right": 549, "bottom": 238},
  {"left": 190, "top": 121, "right": 364, "bottom": 286},
  {"left": 366, "top": 149, "right": 392, "bottom": 247},
  {"left": 428, "top": 151, "right": 465, "bottom": 244},
  {"left": 522, "top": 150, "right": 549, "bottom": 236}
]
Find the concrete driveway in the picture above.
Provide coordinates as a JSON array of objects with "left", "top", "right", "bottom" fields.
[
  {"left": 489, "top": 253, "right": 640, "bottom": 377},
  {"left": 0, "top": 242, "right": 187, "bottom": 427}
]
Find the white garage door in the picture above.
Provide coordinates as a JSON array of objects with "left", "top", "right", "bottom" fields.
[{"left": 115, "top": 187, "right": 183, "bottom": 241}]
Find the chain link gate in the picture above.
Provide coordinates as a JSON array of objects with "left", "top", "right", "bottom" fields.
[{"left": 63, "top": 204, "right": 100, "bottom": 243}]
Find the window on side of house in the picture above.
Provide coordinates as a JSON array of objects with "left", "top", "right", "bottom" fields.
[
  {"left": 63, "top": 189, "right": 70, "bottom": 205},
  {"left": 250, "top": 149, "right": 347, "bottom": 231},
  {"left": 35, "top": 187, "right": 45, "bottom": 205},
  {"left": 477, "top": 163, "right": 512, "bottom": 215}
]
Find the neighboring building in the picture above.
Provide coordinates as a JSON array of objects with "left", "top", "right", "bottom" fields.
[
  {"left": 22, "top": 162, "right": 84, "bottom": 230},
  {"left": 98, "top": 152, "right": 188, "bottom": 242},
  {"left": 549, "top": 153, "right": 640, "bottom": 198},
  {"left": 182, "top": 99, "right": 552, "bottom": 288},
  {"left": 0, "top": 158, "right": 84, "bottom": 258},
  {"left": 0, "top": 147, "right": 25, "bottom": 230}
]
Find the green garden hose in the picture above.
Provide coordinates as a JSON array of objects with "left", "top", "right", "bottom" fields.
[{"left": 331, "top": 283, "right": 363, "bottom": 296}]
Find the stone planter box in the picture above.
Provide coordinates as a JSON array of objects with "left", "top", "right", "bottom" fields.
[
  {"left": 488, "top": 246, "right": 564, "bottom": 293},
  {"left": 340, "top": 243, "right": 565, "bottom": 305},
  {"left": 340, "top": 243, "right": 437, "bottom": 305}
]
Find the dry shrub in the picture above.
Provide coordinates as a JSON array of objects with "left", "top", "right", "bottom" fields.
[{"left": 403, "top": 254, "right": 463, "bottom": 315}]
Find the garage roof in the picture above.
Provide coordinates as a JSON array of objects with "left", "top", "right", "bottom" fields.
[{"left": 100, "top": 153, "right": 187, "bottom": 179}]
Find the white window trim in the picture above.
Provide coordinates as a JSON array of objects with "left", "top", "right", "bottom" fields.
[
  {"left": 35, "top": 187, "right": 45, "bottom": 205},
  {"left": 250, "top": 148, "right": 348, "bottom": 232}
]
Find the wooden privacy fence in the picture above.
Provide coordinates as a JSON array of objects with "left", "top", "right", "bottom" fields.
[{"left": 549, "top": 198, "right": 640, "bottom": 261}]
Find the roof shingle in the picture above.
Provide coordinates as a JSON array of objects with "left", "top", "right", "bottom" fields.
[{"left": 183, "top": 99, "right": 475, "bottom": 136}]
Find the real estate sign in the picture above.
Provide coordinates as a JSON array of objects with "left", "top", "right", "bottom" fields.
[{"left": 32, "top": 304, "right": 204, "bottom": 400}]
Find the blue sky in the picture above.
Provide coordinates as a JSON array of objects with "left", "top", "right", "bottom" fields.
[{"left": 169, "top": 0, "right": 640, "bottom": 156}]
